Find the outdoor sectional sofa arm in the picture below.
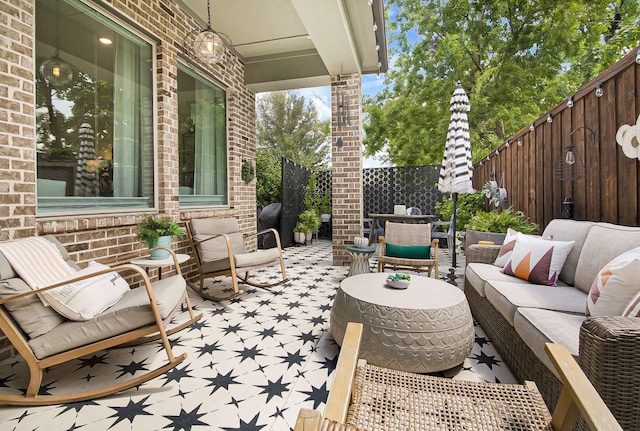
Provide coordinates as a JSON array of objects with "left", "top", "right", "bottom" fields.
[
  {"left": 578, "top": 316, "right": 640, "bottom": 430},
  {"left": 465, "top": 244, "right": 502, "bottom": 265}
]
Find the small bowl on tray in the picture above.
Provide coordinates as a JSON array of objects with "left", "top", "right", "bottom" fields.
[{"left": 386, "top": 273, "right": 411, "bottom": 289}]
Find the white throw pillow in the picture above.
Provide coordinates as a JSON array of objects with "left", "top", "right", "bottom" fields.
[
  {"left": 587, "top": 247, "right": 640, "bottom": 317},
  {"left": 493, "top": 228, "right": 518, "bottom": 267},
  {"left": 502, "top": 234, "right": 574, "bottom": 286},
  {"left": 40, "top": 261, "right": 130, "bottom": 321}
]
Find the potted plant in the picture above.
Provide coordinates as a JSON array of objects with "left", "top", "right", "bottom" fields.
[
  {"left": 294, "top": 209, "right": 321, "bottom": 244},
  {"left": 319, "top": 193, "right": 332, "bottom": 223},
  {"left": 137, "top": 216, "right": 185, "bottom": 259},
  {"left": 465, "top": 207, "right": 538, "bottom": 248}
]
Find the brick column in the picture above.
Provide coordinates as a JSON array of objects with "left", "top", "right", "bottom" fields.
[{"left": 331, "top": 73, "right": 363, "bottom": 265}]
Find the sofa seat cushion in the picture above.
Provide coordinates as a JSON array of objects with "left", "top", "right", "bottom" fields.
[
  {"left": 574, "top": 223, "right": 640, "bottom": 293},
  {"left": 28, "top": 274, "right": 186, "bottom": 359},
  {"left": 465, "top": 263, "right": 529, "bottom": 297},
  {"left": 514, "top": 308, "right": 584, "bottom": 377},
  {"left": 485, "top": 280, "right": 585, "bottom": 326}
]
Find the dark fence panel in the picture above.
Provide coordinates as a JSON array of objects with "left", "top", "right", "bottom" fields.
[
  {"left": 363, "top": 165, "right": 443, "bottom": 217},
  {"left": 281, "top": 158, "right": 310, "bottom": 247},
  {"left": 473, "top": 49, "right": 640, "bottom": 229},
  {"left": 317, "top": 170, "right": 332, "bottom": 239}
]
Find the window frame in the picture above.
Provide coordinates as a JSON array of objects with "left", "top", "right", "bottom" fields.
[
  {"left": 35, "top": 0, "right": 159, "bottom": 217},
  {"left": 177, "top": 61, "right": 230, "bottom": 209}
]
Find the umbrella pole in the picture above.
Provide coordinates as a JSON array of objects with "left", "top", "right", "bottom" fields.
[{"left": 452, "top": 192, "right": 458, "bottom": 268}]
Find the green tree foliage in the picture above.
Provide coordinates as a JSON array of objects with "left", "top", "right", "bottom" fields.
[
  {"left": 364, "top": 0, "right": 640, "bottom": 165},
  {"left": 256, "top": 148, "right": 282, "bottom": 208},
  {"left": 256, "top": 91, "right": 330, "bottom": 169}
]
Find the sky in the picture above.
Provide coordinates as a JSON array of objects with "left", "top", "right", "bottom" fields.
[{"left": 294, "top": 73, "right": 390, "bottom": 168}]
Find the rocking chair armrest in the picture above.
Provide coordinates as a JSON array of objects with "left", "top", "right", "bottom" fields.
[{"left": 0, "top": 263, "right": 155, "bottom": 306}]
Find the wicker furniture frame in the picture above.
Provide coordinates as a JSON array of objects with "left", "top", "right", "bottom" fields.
[
  {"left": 0, "top": 244, "right": 202, "bottom": 406},
  {"left": 295, "top": 322, "right": 621, "bottom": 431},
  {"left": 464, "top": 244, "right": 640, "bottom": 431},
  {"left": 377, "top": 221, "right": 439, "bottom": 279},
  {"left": 185, "top": 218, "right": 288, "bottom": 301}
]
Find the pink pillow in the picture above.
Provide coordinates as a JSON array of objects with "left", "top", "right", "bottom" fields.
[
  {"left": 502, "top": 234, "right": 574, "bottom": 286},
  {"left": 587, "top": 247, "right": 640, "bottom": 317}
]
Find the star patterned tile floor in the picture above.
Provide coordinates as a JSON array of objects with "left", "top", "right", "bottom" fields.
[{"left": 0, "top": 240, "right": 515, "bottom": 431}]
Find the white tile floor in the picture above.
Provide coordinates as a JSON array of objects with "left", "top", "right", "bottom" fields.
[{"left": 0, "top": 240, "right": 515, "bottom": 431}]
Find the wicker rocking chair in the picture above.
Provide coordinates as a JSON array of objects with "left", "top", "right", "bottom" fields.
[
  {"left": 295, "top": 322, "right": 622, "bottom": 431},
  {"left": 186, "top": 217, "right": 288, "bottom": 301},
  {"left": 0, "top": 236, "right": 202, "bottom": 406}
]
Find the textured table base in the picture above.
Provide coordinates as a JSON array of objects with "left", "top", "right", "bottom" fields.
[{"left": 331, "top": 282, "right": 474, "bottom": 373}]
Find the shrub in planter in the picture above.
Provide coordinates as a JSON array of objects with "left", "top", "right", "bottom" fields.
[
  {"left": 136, "top": 216, "right": 185, "bottom": 259},
  {"left": 465, "top": 207, "right": 538, "bottom": 248}
]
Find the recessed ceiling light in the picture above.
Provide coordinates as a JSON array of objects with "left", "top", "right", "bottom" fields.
[{"left": 99, "top": 37, "right": 112, "bottom": 45}]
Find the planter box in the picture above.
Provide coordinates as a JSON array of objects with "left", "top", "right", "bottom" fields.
[{"left": 464, "top": 230, "right": 506, "bottom": 249}]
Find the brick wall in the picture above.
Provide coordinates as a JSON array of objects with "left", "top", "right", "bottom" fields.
[
  {"left": 0, "top": 0, "right": 258, "bottom": 359},
  {"left": 331, "top": 73, "right": 363, "bottom": 265}
]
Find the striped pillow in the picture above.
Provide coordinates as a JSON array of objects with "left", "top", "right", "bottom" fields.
[
  {"left": 588, "top": 247, "right": 640, "bottom": 317},
  {"left": 502, "top": 234, "right": 574, "bottom": 286}
]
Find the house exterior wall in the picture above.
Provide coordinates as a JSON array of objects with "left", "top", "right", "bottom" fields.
[{"left": 0, "top": 0, "right": 258, "bottom": 261}]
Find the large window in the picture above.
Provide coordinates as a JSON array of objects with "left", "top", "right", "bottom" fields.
[
  {"left": 177, "top": 65, "right": 228, "bottom": 206},
  {"left": 35, "top": 0, "right": 154, "bottom": 213}
]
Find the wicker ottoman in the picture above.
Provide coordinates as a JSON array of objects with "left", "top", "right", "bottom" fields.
[{"left": 330, "top": 272, "right": 474, "bottom": 373}]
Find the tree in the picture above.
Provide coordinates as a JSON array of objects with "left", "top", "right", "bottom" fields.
[
  {"left": 256, "top": 91, "right": 330, "bottom": 169},
  {"left": 364, "top": 0, "right": 640, "bottom": 165},
  {"left": 256, "top": 147, "right": 281, "bottom": 208}
]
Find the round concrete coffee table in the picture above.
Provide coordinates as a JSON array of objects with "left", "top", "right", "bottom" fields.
[{"left": 330, "top": 272, "right": 474, "bottom": 373}]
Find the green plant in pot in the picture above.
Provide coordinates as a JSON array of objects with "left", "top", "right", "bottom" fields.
[
  {"left": 318, "top": 193, "right": 332, "bottom": 223},
  {"left": 137, "top": 216, "right": 185, "bottom": 259},
  {"left": 294, "top": 209, "right": 321, "bottom": 244},
  {"left": 465, "top": 207, "right": 538, "bottom": 248}
]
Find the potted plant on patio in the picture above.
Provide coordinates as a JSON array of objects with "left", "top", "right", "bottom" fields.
[
  {"left": 294, "top": 209, "right": 321, "bottom": 244},
  {"left": 137, "top": 216, "right": 185, "bottom": 259},
  {"left": 318, "top": 193, "right": 332, "bottom": 223},
  {"left": 464, "top": 207, "right": 538, "bottom": 248}
]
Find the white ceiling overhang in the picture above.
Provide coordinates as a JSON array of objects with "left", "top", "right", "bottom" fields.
[{"left": 177, "top": 0, "right": 388, "bottom": 93}]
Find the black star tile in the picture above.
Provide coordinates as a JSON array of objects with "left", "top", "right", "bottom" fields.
[
  {"left": 278, "top": 349, "right": 305, "bottom": 370},
  {"left": 475, "top": 335, "right": 490, "bottom": 348},
  {"left": 257, "top": 376, "right": 290, "bottom": 402},
  {"left": 223, "top": 323, "right": 242, "bottom": 336},
  {"left": 0, "top": 373, "right": 16, "bottom": 388},
  {"left": 161, "top": 364, "right": 193, "bottom": 387},
  {"left": 257, "top": 326, "right": 278, "bottom": 340},
  {"left": 164, "top": 405, "right": 208, "bottom": 431},
  {"left": 300, "top": 381, "right": 329, "bottom": 410},
  {"left": 74, "top": 353, "right": 109, "bottom": 371},
  {"left": 36, "top": 380, "right": 58, "bottom": 396},
  {"left": 188, "top": 319, "right": 210, "bottom": 332},
  {"left": 308, "top": 315, "right": 325, "bottom": 326},
  {"left": 197, "top": 340, "right": 223, "bottom": 358},
  {"left": 472, "top": 351, "right": 501, "bottom": 370},
  {"left": 221, "top": 413, "right": 266, "bottom": 431},
  {"left": 108, "top": 395, "right": 153, "bottom": 427},
  {"left": 204, "top": 370, "right": 240, "bottom": 395},
  {"left": 234, "top": 345, "right": 263, "bottom": 363},
  {"left": 116, "top": 359, "right": 149, "bottom": 378},
  {"left": 57, "top": 400, "right": 98, "bottom": 416},
  {"left": 297, "top": 330, "right": 316, "bottom": 344},
  {"left": 275, "top": 312, "right": 291, "bottom": 322},
  {"left": 315, "top": 354, "right": 339, "bottom": 375}
]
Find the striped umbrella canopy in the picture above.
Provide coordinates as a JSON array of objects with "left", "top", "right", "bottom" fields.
[
  {"left": 438, "top": 81, "right": 474, "bottom": 267},
  {"left": 75, "top": 122, "right": 97, "bottom": 197}
]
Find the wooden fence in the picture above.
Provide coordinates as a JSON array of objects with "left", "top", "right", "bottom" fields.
[{"left": 473, "top": 47, "right": 640, "bottom": 230}]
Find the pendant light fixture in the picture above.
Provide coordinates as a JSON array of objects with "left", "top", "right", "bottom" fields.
[
  {"left": 183, "top": 0, "right": 234, "bottom": 64},
  {"left": 40, "top": 4, "right": 73, "bottom": 87}
]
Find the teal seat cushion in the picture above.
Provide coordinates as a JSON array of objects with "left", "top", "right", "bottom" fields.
[{"left": 385, "top": 243, "right": 431, "bottom": 259}]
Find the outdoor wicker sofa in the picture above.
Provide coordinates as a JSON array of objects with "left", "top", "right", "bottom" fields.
[{"left": 464, "top": 219, "right": 640, "bottom": 430}]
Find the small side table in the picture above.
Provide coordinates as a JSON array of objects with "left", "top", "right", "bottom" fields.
[
  {"left": 346, "top": 245, "right": 376, "bottom": 277},
  {"left": 131, "top": 254, "right": 190, "bottom": 280}
]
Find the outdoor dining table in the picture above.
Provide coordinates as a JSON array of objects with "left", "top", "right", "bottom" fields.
[{"left": 367, "top": 213, "right": 437, "bottom": 245}]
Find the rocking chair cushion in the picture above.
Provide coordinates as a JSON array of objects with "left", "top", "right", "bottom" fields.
[
  {"left": 234, "top": 248, "right": 281, "bottom": 268},
  {"left": 195, "top": 232, "right": 247, "bottom": 262},
  {"left": 29, "top": 274, "right": 186, "bottom": 359},
  {"left": 0, "top": 277, "right": 66, "bottom": 338}
]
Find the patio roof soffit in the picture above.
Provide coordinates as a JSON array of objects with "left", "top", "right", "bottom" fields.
[{"left": 176, "top": 0, "right": 388, "bottom": 93}]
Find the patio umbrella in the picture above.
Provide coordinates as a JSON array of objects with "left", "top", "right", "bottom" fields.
[
  {"left": 438, "top": 81, "right": 474, "bottom": 267},
  {"left": 75, "top": 122, "right": 97, "bottom": 197}
]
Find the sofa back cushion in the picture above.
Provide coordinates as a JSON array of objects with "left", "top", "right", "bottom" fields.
[
  {"left": 574, "top": 223, "right": 640, "bottom": 293},
  {"left": 542, "top": 219, "right": 594, "bottom": 286}
]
